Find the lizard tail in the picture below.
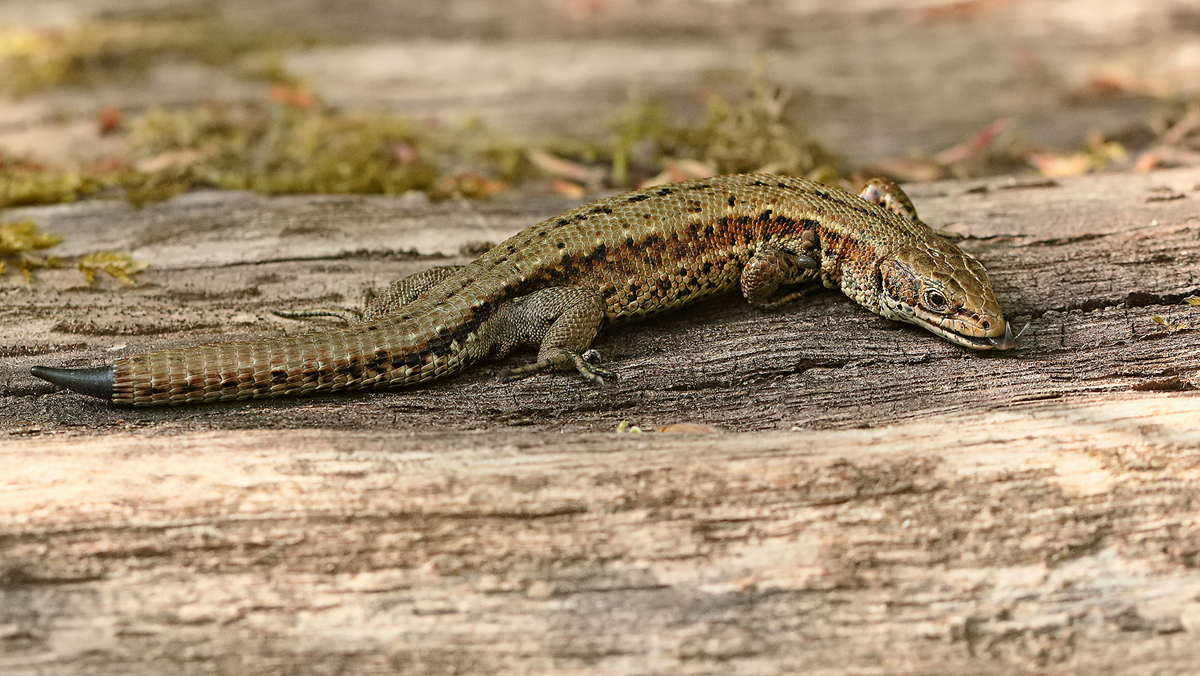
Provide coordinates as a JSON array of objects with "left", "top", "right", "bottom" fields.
[
  {"left": 34, "top": 318, "right": 465, "bottom": 405},
  {"left": 31, "top": 365, "right": 115, "bottom": 401}
]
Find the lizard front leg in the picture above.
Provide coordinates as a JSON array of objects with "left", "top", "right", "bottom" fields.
[{"left": 486, "top": 286, "right": 614, "bottom": 384}]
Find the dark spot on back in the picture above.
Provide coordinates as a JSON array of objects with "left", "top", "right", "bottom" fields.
[
  {"left": 657, "top": 188, "right": 674, "bottom": 196},
  {"left": 627, "top": 194, "right": 651, "bottom": 202},
  {"left": 583, "top": 243, "right": 608, "bottom": 265}
]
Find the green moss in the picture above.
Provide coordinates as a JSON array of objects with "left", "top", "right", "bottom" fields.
[
  {"left": 0, "top": 220, "right": 62, "bottom": 281},
  {"left": 0, "top": 15, "right": 319, "bottom": 94},
  {"left": 603, "top": 70, "right": 840, "bottom": 186},
  {"left": 0, "top": 154, "right": 114, "bottom": 208},
  {"left": 126, "top": 102, "right": 454, "bottom": 198},
  {"left": 4, "top": 54, "right": 841, "bottom": 208},
  {"left": 0, "top": 219, "right": 148, "bottom": 285},
  {"left": 78, "top": 251, "right": 147, "bottom": 286}
]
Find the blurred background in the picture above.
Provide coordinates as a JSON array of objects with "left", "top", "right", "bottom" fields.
[{"left": 2, "top": 0, "right": 1200, "bottom": 208}]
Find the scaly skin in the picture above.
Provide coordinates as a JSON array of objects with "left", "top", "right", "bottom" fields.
[{"left": 31, "top": 174, "right": 1015, "bottom": 405}]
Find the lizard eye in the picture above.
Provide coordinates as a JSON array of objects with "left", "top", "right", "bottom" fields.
[{"left": 923, "top": 289, "right": 949, "bottom": 312}]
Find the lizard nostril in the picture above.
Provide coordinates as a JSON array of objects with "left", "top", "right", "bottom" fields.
[{"left": 981, "top": 320, "right": 991, "bottom": 330}]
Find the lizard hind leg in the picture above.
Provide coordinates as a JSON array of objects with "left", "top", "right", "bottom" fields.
[
  {"left": 741, "top": 247, "right": 820, "bottom": 309},
  {"left": 272, "top": 265, "right": 466, "bottom": 325},
  {"left": 858, "top": 179, "right": 964, "bottom": 240},
  {"left": 362, "top": 265, "right": 465, "bottom": 319},
  {"left": 491, "top": 286, "right": 614, "bottom": 384},
  {"left": 858, "top": 177, "right": 922, "bottom": 223}
]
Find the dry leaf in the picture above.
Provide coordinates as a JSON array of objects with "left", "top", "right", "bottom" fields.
[
  {"left": 1151, "top": 315, "right": 1185, "bottom": 331},
  {"left": 96, "top": 105, "right": 121, "bottom": 135},
  {"left": 1029, "top": 152, "right": 1091, "bottom": 177},
  {"left": 526, "top": 149, "right": 606, "bottom": 189},
  {"left": 640, "top": 159, "right": 717, "bottom": 188},
  {"left": 135, "top": 147, "right": 210, "bottom": 174},
  {"left": 550, "top": 179, "right": 585, "bottom": 199},
  {"left": 935, "top": 118, "right": 1008, "bottom": 164},
  {"left": 270, "top": 84, "right": 318, "bottom": 110}
]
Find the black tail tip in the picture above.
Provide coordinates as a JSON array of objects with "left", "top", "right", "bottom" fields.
[{"left": 30, "top": 365, "right": 115, "bottom": 400}]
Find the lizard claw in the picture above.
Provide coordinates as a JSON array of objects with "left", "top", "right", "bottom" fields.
[{"left": 496, "top": 349, "right": 616, "bottom": 384}]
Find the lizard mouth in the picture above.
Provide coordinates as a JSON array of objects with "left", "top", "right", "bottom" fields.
[
  {"left": 879, "top": 295, "right": 1018, "bottom": 351},
  {"left": 919, "top": 318, "right": 1018, "bottom": 351}
]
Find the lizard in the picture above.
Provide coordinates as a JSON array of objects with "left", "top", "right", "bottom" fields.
[{"left": 30, "top": 174, "right": 1016, "bottom": 406}]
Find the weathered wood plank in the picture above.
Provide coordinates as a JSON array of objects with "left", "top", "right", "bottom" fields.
[
  {"left": 2, "top": 397, "right": 1200, "bottom": 675},
  {"left": 2, "top": 168, "right": 1200, "bottom": 675},
  {"left": 4, "top": 169, "right": 1199, "bottom": 432}
]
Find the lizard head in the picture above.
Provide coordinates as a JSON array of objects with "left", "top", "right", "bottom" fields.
[{"left": 878, "top": 241, "right": 1016, "bottom": 350}]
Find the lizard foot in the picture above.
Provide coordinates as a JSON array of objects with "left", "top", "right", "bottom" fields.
[{"left": 498, "top": 349, "right": 614, "bottom": 384}]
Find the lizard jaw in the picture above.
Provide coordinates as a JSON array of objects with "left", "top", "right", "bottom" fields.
[
  {"left": 916, "top": 317, "right": 1017, "bottom": 351},
  {"left": 877, "top": 291, "right": 1016, "bottom": 351}
]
